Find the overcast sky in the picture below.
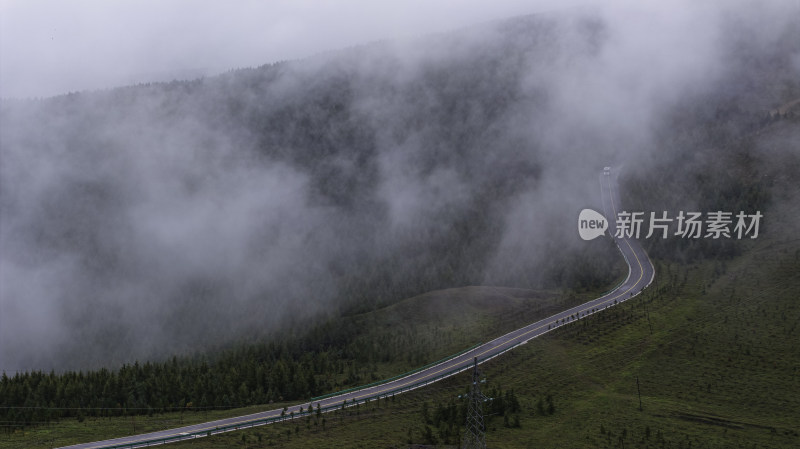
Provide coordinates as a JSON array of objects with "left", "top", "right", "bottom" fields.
[{"left": 0, "top": 0, "right": 593, "bottom": 99}]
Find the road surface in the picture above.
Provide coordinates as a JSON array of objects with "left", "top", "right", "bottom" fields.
[{"left": 61, "top": 167, "right": 654, "bottom": 448}]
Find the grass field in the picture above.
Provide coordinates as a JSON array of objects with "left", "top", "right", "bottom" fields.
[{"left": 3, "top": 235, "right": 798, "bottom": 448}]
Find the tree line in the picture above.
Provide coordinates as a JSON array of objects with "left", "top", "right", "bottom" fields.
[{"left": 1, "top": 338, "right": 358, "bottom": 431}]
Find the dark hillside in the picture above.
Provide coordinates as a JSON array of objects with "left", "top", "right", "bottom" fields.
[
  {"left": 1, "top": 11, "right": 625, "bottom": 370},
  {"left": 0, "top": 5, "right": 798, "bottom": 373}
]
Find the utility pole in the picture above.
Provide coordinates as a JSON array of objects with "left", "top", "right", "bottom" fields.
[
  {"left": 463, "top": 357, "right": 487, "bottom": 449},
  {"left": 636, "top": 376, "right": 643, "bottom": 411}
]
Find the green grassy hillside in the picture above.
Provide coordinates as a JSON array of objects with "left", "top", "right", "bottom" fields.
[
  {"left": 160, "top": 235, "right": 799, "bottom": 448},
  {"left": 3, "top": 233, "right": 797, "bottom": 448}
]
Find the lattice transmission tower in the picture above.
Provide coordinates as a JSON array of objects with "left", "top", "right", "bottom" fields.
[{"left": 462, "top": 357, "right": 487, "bottom": 449}]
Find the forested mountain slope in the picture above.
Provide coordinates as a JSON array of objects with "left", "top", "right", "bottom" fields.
[{"left": 1, "top": 6, "right": 798, "bottom": 374}]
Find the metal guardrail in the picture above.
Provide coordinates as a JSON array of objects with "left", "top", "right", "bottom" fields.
[
  {"left": 89, "top": 270, "right": 654, "bottom": 447},
  {"left": 310, "top": 342, "right": 483, "bottom": 401},
  {"left": 77, "top": 285, "right": 653, "bottom": 448}
]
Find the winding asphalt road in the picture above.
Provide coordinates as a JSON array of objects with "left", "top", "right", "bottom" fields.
[{"left": 61, "top": 167, "right": 655, "bottom": 448}]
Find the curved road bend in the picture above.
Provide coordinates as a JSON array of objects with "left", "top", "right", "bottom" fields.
[{"left": 61, "top": 167, "right": 655, "bottom": 449}]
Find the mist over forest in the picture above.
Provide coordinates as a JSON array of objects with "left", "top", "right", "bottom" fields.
[{"left": 1, "top": 3, "right": 799, "bottom": 372}]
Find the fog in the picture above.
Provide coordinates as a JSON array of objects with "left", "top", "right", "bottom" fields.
[
  {"left": 1, "top": 1, "right": 798, "bottom": 372},
  {"left": 1, "top": 0, "right": 586, "bottom": 99}
]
